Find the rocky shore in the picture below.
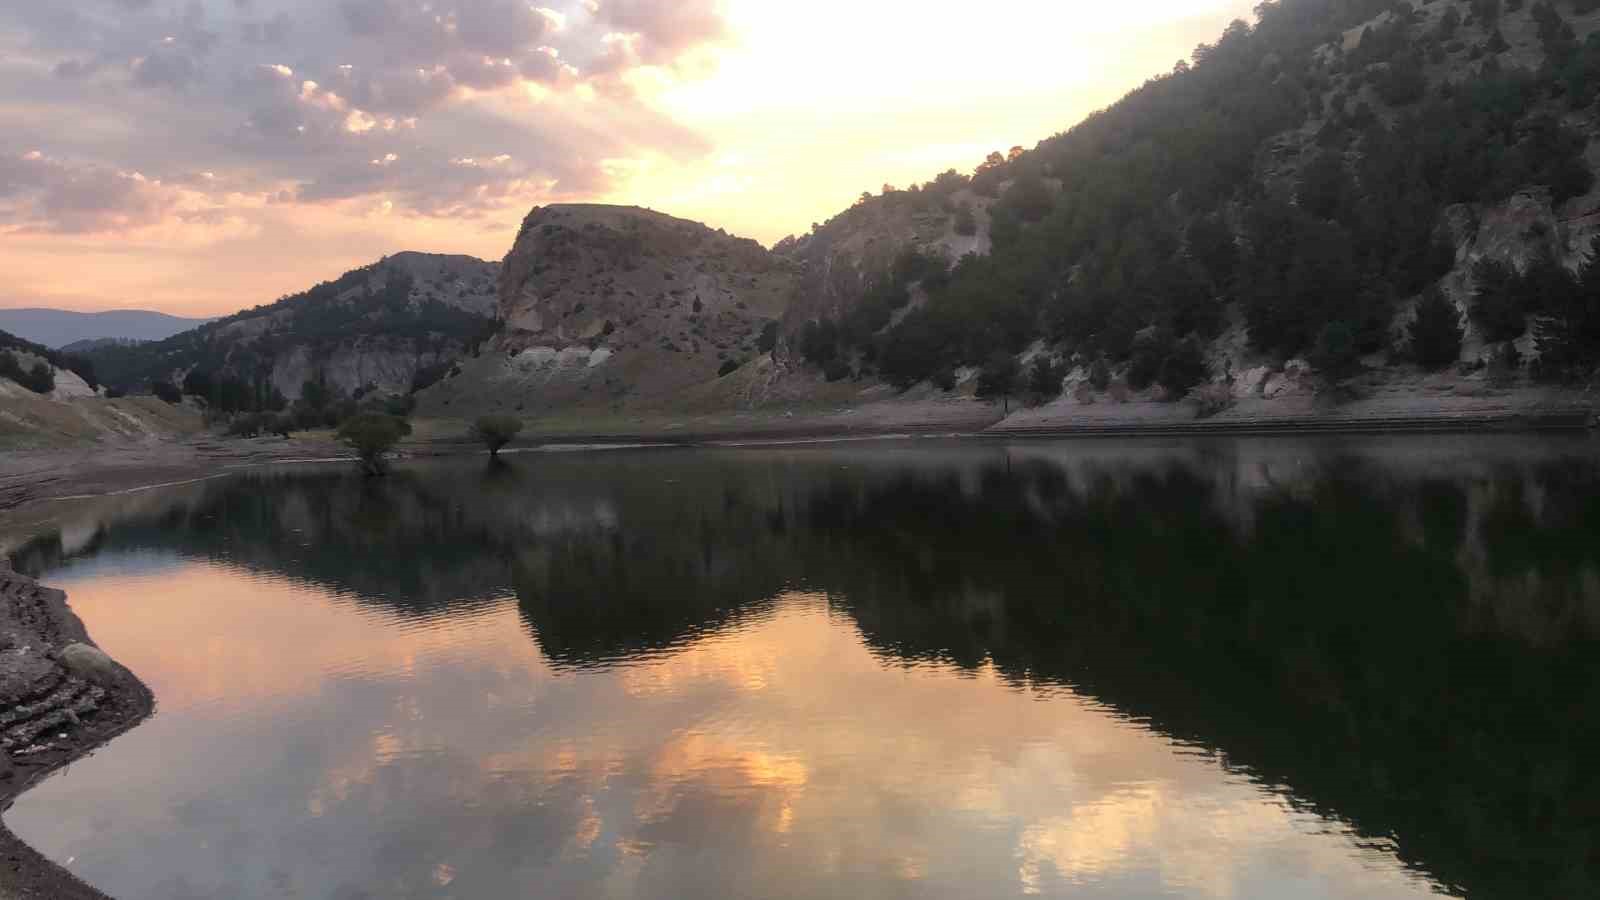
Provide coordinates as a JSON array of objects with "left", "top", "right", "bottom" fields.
[{"left": 0, "top": 561, "right": 153, "bottom": 900}]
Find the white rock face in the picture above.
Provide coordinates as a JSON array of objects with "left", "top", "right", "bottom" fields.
[
  {"left": 1232, "top": 366, "right": 1273, "bottom": 399},
  {"left": 48, "top": 367, "right": 97, "bottom": 399},
  {"left": 1263, "top": 359, "right": 1315, "bottom": 399},
  {"left": 269, "top": 343, "right": 457, "bottom": 401}
]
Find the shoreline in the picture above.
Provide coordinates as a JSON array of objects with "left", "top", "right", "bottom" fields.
[
  {"left": 1, "top": 403, "right": 1596, "bottom": 528},
  {"left": 0, "top": 562, "right": 154, "bottom": 900}
]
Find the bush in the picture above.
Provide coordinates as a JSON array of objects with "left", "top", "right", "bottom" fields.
[
  {"left": 0, "top": 354, "right": 54, "bottom": 394},
  {"left": 1088, "top": 358, "right": 1112, "bottom": 391},
  {"left": 1409, "top": 287, "right": 1464, "bottom": 370},
  {"left": 1028, "top": 357, "right": 1063, "bottom": 401},
  {"left": 150, "top": 380, "right": 182, "bottom": 404},
  {"left": 1311, "top": 321, "right": 1362, "bottom": 382},
  {"left": 953, "top": 204, "right": 978, "bottom": 237},
  {"left": 1158, "top": 338, "right": 1209, "bottom": 398},
  {"left": 756, "top": 321, "right": 780, "bottom": 354},
  {"left": 226, "top": 414, "right": 265, "bottom": 438},
  {"left": 1471, "top": 259, "right": 1527, "bottom": 342},
  {"left": 337, "top": 413, "right": 413, "bottom": 476},
  {"left": 976, "top": 352, "right": 1019, "bottom": 403},
  {"left": 822, "top": 359, "right": 852, "bottom": 382},
  {"left": 717, "top": 359, "right": 741, "bottom": 377},
  {"left": 25, "top": 362, "right": 54, "bottom": 394},
  {"left": 469, "top": 415, "right": 524, "bottom": 457}
]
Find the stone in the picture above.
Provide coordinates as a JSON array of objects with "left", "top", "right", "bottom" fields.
[
  {"left": 0, "top": 649, "right": 57, "bottom": 706},
  {"left": 59, "top": 643, "right": 122, "bottom": 686}
]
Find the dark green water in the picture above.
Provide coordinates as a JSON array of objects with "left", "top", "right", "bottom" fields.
[{"left": 7, "top": 436, "right": 1600, "bottom": 899}]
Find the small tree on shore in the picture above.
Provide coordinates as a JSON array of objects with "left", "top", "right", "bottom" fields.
[
  {"left": 337, "top": 413, "right": 412, "bottom": 476},
  {"left": 1027, "top": 357, "right": 1063, "bottom": 403},
  {"left": 470, "top": 415, "right": 524, "bottom": 457},
  {"left": 977, "top": 351, "right": 1020, "bottom": 414}
]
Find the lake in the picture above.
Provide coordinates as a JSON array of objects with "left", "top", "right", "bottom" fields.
[{"left": 6, "top": 436, "right": 1599, "bottom": 899}]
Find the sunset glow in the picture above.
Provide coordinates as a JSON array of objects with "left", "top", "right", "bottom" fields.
[{"left": 0, "top": 1, "right": 1253, "bottom": 315}]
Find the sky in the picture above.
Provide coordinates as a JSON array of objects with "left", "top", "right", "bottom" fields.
[{"left": 0, "top": 1, "right": 1256, "bottom": 316}]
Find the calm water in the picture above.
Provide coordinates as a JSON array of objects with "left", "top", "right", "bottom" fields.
[{"left": 6, "top": 437, "right": 1600, "bottom": 900}]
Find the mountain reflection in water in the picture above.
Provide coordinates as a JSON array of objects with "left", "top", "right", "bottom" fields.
[{"left": 7, "top": 437, "right": 1599, "bottom": 900}]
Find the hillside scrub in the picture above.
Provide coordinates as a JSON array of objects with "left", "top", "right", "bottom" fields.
[
  {"left": 793, "top": 0, "right": 1600, "bottom": 389},
  {"left": 0, "top": 353, "right": 54, "bottom": 394},
  {"left": 1409, "top": 288, "right": 1465, "bottom": 370},
  {"left": 79, "top": 257, "right": 498, "bottom": 398},
  {"left": 0, "top": 328, "right": 96, "bottom": 389}
]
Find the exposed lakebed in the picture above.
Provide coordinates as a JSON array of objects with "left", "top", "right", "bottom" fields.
[{"left": 6, "top": 436, "right": 1599, "bottom": 899}]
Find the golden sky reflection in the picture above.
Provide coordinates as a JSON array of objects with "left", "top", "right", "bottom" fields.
[{"left": 11, "top": 558, "right": 1439, "bottom": 899}]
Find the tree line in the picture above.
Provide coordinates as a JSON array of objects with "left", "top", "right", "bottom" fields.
[{"left": 796, "top": 0, "right": 1600, "bottom": 395}]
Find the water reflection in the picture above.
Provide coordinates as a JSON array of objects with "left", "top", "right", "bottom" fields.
[{"left": 7, "top": 436, "right": 1600, "bottom": 899}]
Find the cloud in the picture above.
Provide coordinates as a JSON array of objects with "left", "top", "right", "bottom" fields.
[
  {"left": 53, "top": 59, "right": 101, "bottom": 79},
  {"left": 240, "top": 12, "right": 292, "bottom": 45},
  {"left": 131, "top": 49, "right": 202, "bottom": 89},
  {"left": 0, "top": 150, "right": 180, "bottom": 234},
  {"left": 588, "top": 0, "right": 727, "bottom": 63},
  {"left": 0, "top": 0, "right": 732, "bottom": 233}
]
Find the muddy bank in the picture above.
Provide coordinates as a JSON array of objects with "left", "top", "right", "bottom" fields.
[{"left": 0, "top": 561, "right": 153, "bottom": 900}]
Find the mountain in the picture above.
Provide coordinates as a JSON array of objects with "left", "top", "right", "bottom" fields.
[
  {"left": 60, "top": 337, "right": 146, "bottom": 355},
  {"left": 417, "top": 206, "right": 792, "bottom": 416},
  {"left": 773, "top": 0, "right": 1600, "bottom": 398},
  {"left": 0, "top": 309, "right": 212, "bottom": 349},
  {"left": 422, "top": 1, "right": 1600, "bottom": 427},
  {"left": 84, "top": 252, "right": 500, "bottom": 410},
  {"left": 64, "top": 0, "right": 1600, "bottom": 432}
]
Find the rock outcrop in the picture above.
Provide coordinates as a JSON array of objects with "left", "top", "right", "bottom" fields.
[
  {"left": 774, "top": 185, "right": 991, "bottom": 329},
  {"left": 0, "top": 560, "right": 153, "bottom": 899},
  {"left": 418, "top": 205, "right": 795, "bottom": 415},
  {"left": 0, "top": 562, "right": 146, "bottom": 763}
]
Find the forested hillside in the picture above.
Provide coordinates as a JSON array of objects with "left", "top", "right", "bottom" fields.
[
  {"left": 785, "top": 0, "right": 1600, "bottom": 398},
  {"left": 85, "top": 253, "right": 499, "bottom": 416},
  {"left": 0, "top": 328, "right": 98, "bottom": 395}
]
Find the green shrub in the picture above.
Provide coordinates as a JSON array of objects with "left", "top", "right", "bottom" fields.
[
  {"left": 1409, "top": 288, "right": 1464, "bottom": 370},
  {"left": 1028, "top": 357, "right": 1063, "bottom": 401},
  {"left": 337, "top": 414, "right": 413, "bottom": 476},
  {"left": 1088, "top": 358, "right": 1112, "bottom": 391},
  {"left": 150, "top": 380, "right": 182, "bottom": 404},
  {"left": 225, "top": 414, "right": 260, "bottom": 438},
  {"left": 469, "top": 415, "right": 524, "bottom": 457},
  {"left": 977, "top": 352, "right": 1019, "bottom": 401},
  {"left": 1311, "top": 321, "right": 1362, "bottom": 382},
  {"left": 0, "top": 354, "right": 54, "bottom": 394}
]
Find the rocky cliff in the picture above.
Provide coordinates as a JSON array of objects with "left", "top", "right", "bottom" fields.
[
  {"left": 418, "top": 205, "right": 795, "bottom": 415},
  {"left": 773, "top": 183, "right": 993, "bottom": 329}
]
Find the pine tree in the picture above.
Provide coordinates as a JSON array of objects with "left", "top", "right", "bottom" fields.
[{"left": 1409, "top": 288, "right": 1465, "bottom": 370}]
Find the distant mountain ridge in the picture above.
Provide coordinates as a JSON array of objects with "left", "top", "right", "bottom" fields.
[
  {"left": 83, "top": 252, "right": 501, "bottom": 406},
  {"left": 0, "top": 308, "right": 213, "bottom": 349}
]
